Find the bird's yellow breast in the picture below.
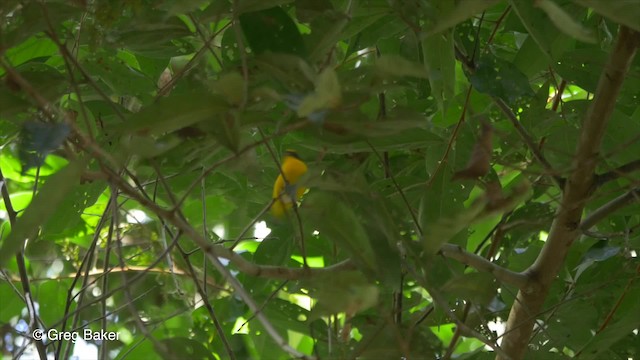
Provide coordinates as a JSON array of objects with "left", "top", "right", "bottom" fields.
[{"left": 271, "top": 152, "right": 308, "bottom": 217}]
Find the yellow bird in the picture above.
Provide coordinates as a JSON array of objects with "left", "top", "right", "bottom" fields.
[{"left": 271, "top": 150, "right": 308, "bottom": 218}]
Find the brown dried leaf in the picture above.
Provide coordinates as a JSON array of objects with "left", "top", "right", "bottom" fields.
[{"left": 452, "top": 120, "right": 493, "bottom": 180}]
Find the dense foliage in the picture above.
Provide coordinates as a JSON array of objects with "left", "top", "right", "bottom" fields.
[{"left": 1, "top": 1, "right": 639, "bottom": 359}]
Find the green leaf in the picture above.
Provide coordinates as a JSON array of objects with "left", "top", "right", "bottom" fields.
[
  {"left": 574, "top": 0, "right": 640, "bottom": 33},
  {"left": 42, "top": 181, "right": 107, "bottom": 238},
  {"left": 422, "top": 197, "right": 485, "bottom": 255},
  {"left": 4, "top": 36, "right": 58, "bottom": 69},
  {"left": 509, "top": 0, "right": 576, "bottom": 60},
  {"left": 304, "top": 271, "right": 379, "bottom": 318},
  {"left": 601, "top": 109, "right": 640, "bottom": 166},
  {"left": 181, "top": 195, "right": 236, "bottom": 227},
  {"left": 305, "top": 192, "right": 377, "bottom": 274},
  {"left": 424, "top": 0, "right": 502, "bottom": 37},
  {"left": 467, "top": 54, "right": 534, "bottom": 103},
  {"left": 35, "top": 280, "right": 71, "bottom": 325},
  {"left": 536, "top": 0, "right": 596, "bottom": 43},
  {"left": 112, "top": 92, "right": 228, "bottom": 136},
  {"left": 213, "top": 72, "right": 246, "bottom": 106},
  {"left": 375, "top": 54, "right": 428, "bottom": 79},
  {"left": 0, "top": 282, "right": 23, "bottom": 322},
  {"left": 513, "top": 35, "right": 552, "bottom": 78},
  {"left": 419, "top": 164, "right": 469, "bottom": 235},
  {"left": 122, "top": 134, "right": 182, "bottom": 159},
  {"left": 12, "top": 62, "right": 68, "bottom": 101},
  {"left": 108, "top": 16, "right": 193, "bottom": 58},
  {"left": 441, "top": 272, "right": 498, "bottom": 306},
  {"left": 81, "top": 54, "right": 156, "bottom": 96},
  {"left": 574, "top": 243, "right": 621, "bottom": 279},
  {"left": 341, "top": 8, "right": 388, "bottom": 41},
  {"left": 158, "top": 337, "right": 217, "bottom": 360},
  {"left": 0, "top": 2, "right": 81, "bottom": 51},
  {"left": 576, "top": 288, "right": 640, "bottom": 360},
  {"left": 421, "top": 30, "right": 456, "bottom": 110},
  {"left": 252, "top": 230, "right": 294, "bottom": 266},
  {"left": 0, "top": 160, "right": 85, "bottom": 266},
  {"left": 307, "top": 10, "right": 350, "bottom": 62},
  {"left": 239, "top": 6, "right": 306, "bottom": 56},
  {"left": 0, "top": 87, "right": 30, "bottom": 121},
  {"left": 259, "top": 298, "right": 310, "bottom": 335}
]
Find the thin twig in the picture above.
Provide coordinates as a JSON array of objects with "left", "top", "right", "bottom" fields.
[
  {"left": 551, "top": 79, "right": 567, "bottom": 112},
  {"left": 493, "top": 97, "right": 564, "bottom": 189},
  {"left": 368, "top": 142, "right": 422, "bottom": 236},
  {"left": 426, "top": 86, "right": 474, "bottom": 188},
  {"left": 111, "top": 186, "right": 171, "bottom": 355},
  {"left": 176, "top": 240, "right": 237, "bottom": 360},
  {"left": 0, "top": 169, "right": 47, "bottom": 360},
  {"left": 238, "top": 281, "right": 289, "bottom": 331},
  {"left": 486, "top": 6, "right": 512, "bottom": 49},
  {"left": 60, "top": 196, "right": 112, "bottom": 360},
  {"left": 157, "top": 22, "right": 231, "bottom": 98},
  {"left": 188, "top": 14, "right": 224, "bottom": 70}
]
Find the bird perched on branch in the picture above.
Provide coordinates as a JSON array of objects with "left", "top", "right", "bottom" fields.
[{"left": 271, "top": 150, "right": 308, "bottom": 218}]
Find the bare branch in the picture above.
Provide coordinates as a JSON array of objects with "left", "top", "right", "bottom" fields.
[
  {"left": 579, "top": 187, "right": 640, "bottom": 231},
  {"left": 440, "top": 244, "right": 529, "bottom": 289},
  {"left": 596, "top": 159, "right": 640, "bottom": 186}
]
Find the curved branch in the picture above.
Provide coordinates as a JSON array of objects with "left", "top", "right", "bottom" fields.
[{"left": 440, "top": 244, "right": 529, "bottom": 289}]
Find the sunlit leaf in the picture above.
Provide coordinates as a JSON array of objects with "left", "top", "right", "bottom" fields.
[{"left": 0, "top": 160, "right": 85, "bottom": 266}]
